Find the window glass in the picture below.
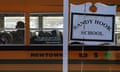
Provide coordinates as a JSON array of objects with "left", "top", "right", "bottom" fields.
[
  {"left": 116, "top": 16, "right": 120, "bottom": 32},
  {"left": 116, "top": 15, "right": 120, "bottom": 46},
  {"left": 43, "top": 16, "right": 63, "bottom": 28},
  {"left": 29, "top": 13, "right": 63, "bottom": 45},
  {"left": 30, "top": 17, "right": 39, "bottom": 28},
  {"left": 5, "top": 17, "right": 25, "bottom": 29},
  {"left": 0, "top": 13, "right": 25, "bottom": 45}
]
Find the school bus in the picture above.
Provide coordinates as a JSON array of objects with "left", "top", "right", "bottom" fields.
[{"left": 0, "top": 0, "right": 120, "bottom": 72}]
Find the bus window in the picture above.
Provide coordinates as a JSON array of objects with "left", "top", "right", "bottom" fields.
[
  {"left": 0, "top": 12, "right": 25, "bottom": 45},
  {"left": 116, "top": 12, "right": 120, "bottom": 46},
  {"left": 29, "top": 12, "right": 63, "bottom": 45}
]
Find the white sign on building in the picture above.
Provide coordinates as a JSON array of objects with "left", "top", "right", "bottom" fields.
[
  {"left": 71, "top": 13, "right": 115, "bottom": 42},
  {"left": 70, "top": 2, "right": 116, "bottom": 45}
]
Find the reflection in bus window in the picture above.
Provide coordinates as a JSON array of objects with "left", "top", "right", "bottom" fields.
[
  {"left": 43, "top": 16, "right": 63, "bottom": 28},
  {"left": 29, "top": 13, "right": 63, "bottom": 45},
  {"left": 0, "top": 13, "right": 25, "bottom": 45},
  {"left": 30, "top": 30, "right": 63, "bottom": 44},
  {"left": 11, "top": 21, "right": 25, "bottom": 44},
  {"left": 5, "top": 17, "right": 25, "bottom": 29}
]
